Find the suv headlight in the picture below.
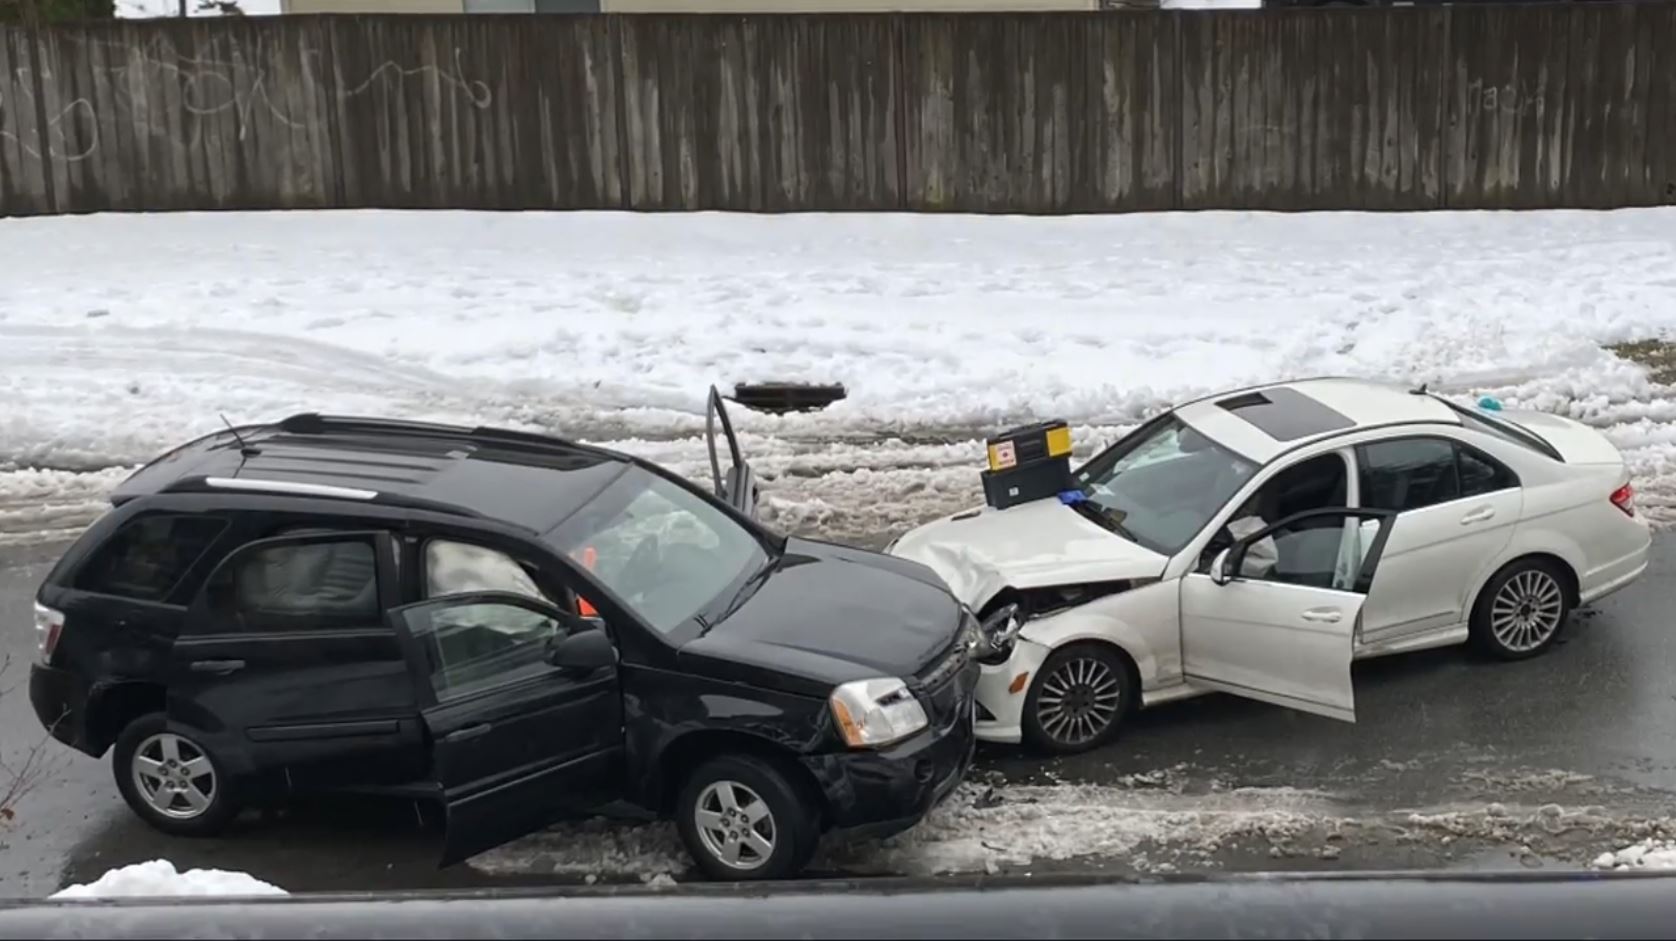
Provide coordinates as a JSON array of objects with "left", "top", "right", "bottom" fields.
[{"left": 829, "top": 677, "right": 928, "bottom": 748}]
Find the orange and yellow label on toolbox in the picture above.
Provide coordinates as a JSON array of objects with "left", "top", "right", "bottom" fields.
[{"left": 985, "top": 423, "right": 1072, "bottom": 472}]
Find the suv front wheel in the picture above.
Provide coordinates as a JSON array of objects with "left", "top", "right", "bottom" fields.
[
  {"left": 113, "top": 713, "right": 239, "bottom": 837},
  {"left": 675, "top": 754, "right": 819, "bottom": 881}
]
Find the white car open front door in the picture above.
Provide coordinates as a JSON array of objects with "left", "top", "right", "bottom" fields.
[{"left": 1179, "top": 508, "right": 1397, "bottom": 723}]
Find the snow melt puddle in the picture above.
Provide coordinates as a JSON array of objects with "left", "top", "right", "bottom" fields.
[{"left": 467, "top": 782, "right": 1352, "bottom": 881}]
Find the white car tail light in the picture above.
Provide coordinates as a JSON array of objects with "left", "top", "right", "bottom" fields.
[
  {"left": 34, "top": 602, "right": 65, "bottom": 663},
  {"left": 1610, "top": 482, "right": 1636, "bottom": 517}
]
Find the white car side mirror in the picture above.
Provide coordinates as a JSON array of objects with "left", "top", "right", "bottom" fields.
[{"left": 1210, "top": 547, "right": 1234, "bottom": 586}]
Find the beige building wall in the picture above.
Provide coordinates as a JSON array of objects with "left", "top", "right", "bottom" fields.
[
  {"left": 281, "top": 0, "right": 467, "bottom": 13},
  {"left": 602, "top": 0, "right": 1099, "bottom": 9}
]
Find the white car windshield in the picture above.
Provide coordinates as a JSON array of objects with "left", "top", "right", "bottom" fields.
[
  {"left": 544, "top": 467, "right": 768, "bottom": 635},
  {"left": 1074, "top": 416, "right": 1259, "bottom": 554}
]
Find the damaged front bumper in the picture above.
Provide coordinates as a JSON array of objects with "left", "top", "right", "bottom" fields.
[
  {"left": 969, "top": 636, "right": 1053, "bottom": 745},
  {"left": 803, "top": 664, "right": 981, "bottom": 841}
]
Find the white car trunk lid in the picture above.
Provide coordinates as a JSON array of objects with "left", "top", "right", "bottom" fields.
[{"left": 1497, "top": 409, "right": 1624, "bottom": 466}]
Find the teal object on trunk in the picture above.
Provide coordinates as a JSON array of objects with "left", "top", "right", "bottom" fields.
[{"left": 1478, "top": 396, "right": 1504, "bottom": 411}]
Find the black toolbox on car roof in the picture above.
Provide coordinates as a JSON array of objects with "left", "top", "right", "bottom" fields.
[{"left": 981, "top": 421, "right": 1074, "bottom": 511}]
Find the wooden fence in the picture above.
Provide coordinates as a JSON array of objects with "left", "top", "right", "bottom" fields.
[{"left": 2, "top": 4, "right": 1674, "bottom": 216}]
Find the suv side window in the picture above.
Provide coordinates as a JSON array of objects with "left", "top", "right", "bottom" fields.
[
  {"left": 402, "top": 599, "right": 564, "bottom": 702},
  {"left": 76, "top": 514, "right": 227, "bottom": 602},
  {"left": 1356, "top": 438, "right": 1461, "bottom": 512},
  {"left": 206, "top": 536, "right": 380, "bottom": 632},
  {"left": 424, "top": 540, "right": 556, "bottom": 606}
]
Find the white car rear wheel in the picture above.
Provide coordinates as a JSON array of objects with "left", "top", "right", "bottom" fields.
[{"left": 1471, "top": 558, "right": 1572, "bottom": 661}]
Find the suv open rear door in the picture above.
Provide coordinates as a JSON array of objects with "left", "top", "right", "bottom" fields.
[{"left": 706, "top": 386, "right": 760, "bottom": 517}]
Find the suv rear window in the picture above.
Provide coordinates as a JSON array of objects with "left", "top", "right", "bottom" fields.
[{"left": 75, "top": 514, "right": 227, "bottom": 603}]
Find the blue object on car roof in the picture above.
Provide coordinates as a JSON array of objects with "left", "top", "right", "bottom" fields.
[{"left": 1478, "top": 395, "right": 1504, "bottom": 411}]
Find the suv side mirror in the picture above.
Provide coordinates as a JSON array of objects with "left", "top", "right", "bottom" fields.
[
  {"left": 546, "top": 624, "right": 617, "bottom": 673},
  {"left": 1209, "top": 547, "right": 1235, "bottom": 586}
]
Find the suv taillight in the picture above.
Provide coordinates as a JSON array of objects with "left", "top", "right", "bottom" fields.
[
  {"left": 34, "top": 602, "right": 64, "bottom": 664},
  {"left": 1610, "top": 482, "right": 1636, "bottom": 517}
]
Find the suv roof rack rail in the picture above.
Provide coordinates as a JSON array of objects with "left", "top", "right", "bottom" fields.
[
  {"left": 279, "top": 413, "right": 577, "bottom": 449},
  {"left": 161, "top": 475, "right": 491, "bottom": 522},
  {"left": 277, "top": 413, "right": 477, "bottom": 437}
]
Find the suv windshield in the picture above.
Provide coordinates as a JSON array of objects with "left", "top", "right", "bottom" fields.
[
  {"left": 1074, "top": 415, "right": 1259, "bottom": 555},
  {"left": 545, "top": 467, "right": 769, "bottom": 634}
]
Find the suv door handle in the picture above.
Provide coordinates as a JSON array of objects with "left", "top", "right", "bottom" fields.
[
  {"left": 189, "top": 659, "right": 245, "bottom": 675},
  {"left": 1301, "top": 608, "right": 1343, "bottom": 623},
  {"left": 442, "top": 723, "right": 491, "bottom": 744},
  {"left": 1461, "top": 506, "right": 1496, "bottom": 524}
]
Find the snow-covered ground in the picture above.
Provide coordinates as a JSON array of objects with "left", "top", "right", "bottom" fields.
[
  {"left": 1594, "top": 839, "right": 1676, "bottom": 871},
  {"left": 3, "top": 209, "right": 1676, "bottom": 545},
  {"left": 51, "top": 859, "right": 287, "bottom": 898}
]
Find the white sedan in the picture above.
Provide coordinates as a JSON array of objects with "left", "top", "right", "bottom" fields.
[{"left": 888, "top": 378, "right": 1651, "bottom": 754}]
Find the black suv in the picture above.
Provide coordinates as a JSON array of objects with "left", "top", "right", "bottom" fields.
[{"left": 28, "top": 391, "right": 981, "bottom": 881}]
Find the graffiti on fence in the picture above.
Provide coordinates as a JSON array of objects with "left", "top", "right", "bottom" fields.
[
  {"left": 0, "top": 31, "right": 497, "bottom": 164},
  {"left": 1463, "top": 78, "right": 1547, "bottom": 116},
  {"left": 0, "top": 78, "right": 99, "bottom": 162}
]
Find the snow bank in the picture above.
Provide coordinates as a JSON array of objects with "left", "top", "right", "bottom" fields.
[
  {"left": 51, "top": 860, "right": 287, "bottom": 899},
  {"left": 4, "top": 209, "right": 1676, "bottom": 539},
  {"left": 1592, "top": 839, "right": 1676, "bottom": 871}
]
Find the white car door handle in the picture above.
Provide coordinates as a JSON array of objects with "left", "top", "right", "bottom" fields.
[
  {"left": 1301, "top": 608, "right": 1343, "bottom": 623},
  {"left": 1461, "top": 506, "right": 1496, "bottom": 524}
]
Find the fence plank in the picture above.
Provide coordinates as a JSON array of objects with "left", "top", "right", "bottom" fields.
[{"left": 1646, "top": 2, "right": 1676, "bottom": 207}]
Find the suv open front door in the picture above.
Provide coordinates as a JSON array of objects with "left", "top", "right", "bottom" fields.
[
  {"left": 388, "top": 591, "right": 626, "bottom": 867},
  {"left": 706, "top": 386, "right": 760, "bottom": 517},
  {"left": 1179, "top": 508, "right": 1397, "bottom": 722}
]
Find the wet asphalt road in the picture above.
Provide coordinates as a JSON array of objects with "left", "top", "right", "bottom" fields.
[{"left": 3, "top": 536, "right": 1675, "bottom": 896}]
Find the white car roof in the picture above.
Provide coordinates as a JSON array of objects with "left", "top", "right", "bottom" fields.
[{"left": 1174, "top": 377, "right": 1462, "bottom": 464}]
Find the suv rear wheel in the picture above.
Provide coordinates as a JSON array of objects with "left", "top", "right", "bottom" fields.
[
  {"left": 113, "top": 713, "right": 239, "bottom": 837},
  {"left": 675, "top": 754, "right": 819, "bottom": 881}
]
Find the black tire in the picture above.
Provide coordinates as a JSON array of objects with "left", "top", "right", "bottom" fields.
[
  {"left": 1469, "top": 558, "right": 1572, "bottom": 661},
  {"left": 1021, "top": 643, "right": 1134, "bottom": 755},
  {"left": 112, "top": 712, "right": 239, "bottom": 837},
  {"left": 675, "top": 754, "right": 820, "bottom": 882}
]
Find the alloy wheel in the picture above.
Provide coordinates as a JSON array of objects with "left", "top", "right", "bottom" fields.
[
  {"left": 1490, "top": 569, "right": 1565, "bottom": 653},
  {"left": 694, "top": 779, "right": 777, "bottom": 871},
  {"left": 131, "top": 732, "right": 217, "bottom": 820},
  {"left": 1037, "top": 656, "right": 1124, "bottom": 747}
]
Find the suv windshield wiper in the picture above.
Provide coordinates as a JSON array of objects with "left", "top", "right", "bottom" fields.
[{"left": 701, "top": 556, "right": 778, "bottom": 635}]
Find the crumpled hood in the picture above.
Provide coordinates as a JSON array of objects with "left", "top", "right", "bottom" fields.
[{"left": 888, "top": 498, "right": 1169, "bottom": 608}]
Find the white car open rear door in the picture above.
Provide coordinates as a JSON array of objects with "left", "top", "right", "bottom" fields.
[{"left": 1179, "top": 508, "right": 1396, "bottom": 723}]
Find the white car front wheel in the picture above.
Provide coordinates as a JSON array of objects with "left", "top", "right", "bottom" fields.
[{"left": 1021, "top": 644, "right": 1133, "bottom": 755}]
